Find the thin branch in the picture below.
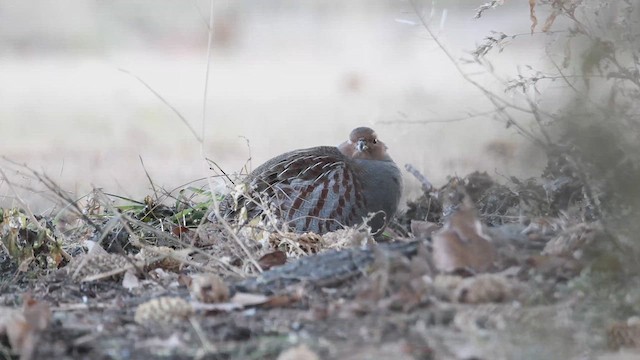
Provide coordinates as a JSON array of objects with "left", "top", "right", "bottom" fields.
[
  {"left": 199, "top": 1, "right": 262, "bottom": 274},
  {"left": 138, "top": 155, "right": 159, "bottom": 199},
  {"left": 377, "top": 108, "right": 503, "bottom": 125},
  {"left": 1, "top": 159, "right": 103, "bottom": 234},
  {"left": 201, "top": 0, "right": 215, "bottom": 149},
  {"left": 408, "top": 0, "right": 549, "bottom": 147},
  {"left": 206, "top": 158, "right": 234, "bottom": 184},
  {"left": 118, "top": 68, "right": 202, "bottom": 143}
]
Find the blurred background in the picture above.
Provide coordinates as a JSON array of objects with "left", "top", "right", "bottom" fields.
[{"left": 0, "top": 0, "right": 550, "bottom": 212}]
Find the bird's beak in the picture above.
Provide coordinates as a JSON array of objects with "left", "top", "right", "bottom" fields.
[{"left": 356, "top": 139, "right": 368, "bottom": 152}]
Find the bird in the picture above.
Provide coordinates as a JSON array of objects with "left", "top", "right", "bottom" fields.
[{"left": 210, "top": 127, "right": 402, "bottom": 235}]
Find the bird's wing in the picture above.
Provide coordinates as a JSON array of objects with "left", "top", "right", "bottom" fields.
[{"left": 224, "top": 146, "right": 365, "bottom": 233}]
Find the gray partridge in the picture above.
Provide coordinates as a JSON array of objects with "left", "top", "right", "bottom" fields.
[{"left": 211, "top": 127, "right": 402, "bottom": 235}]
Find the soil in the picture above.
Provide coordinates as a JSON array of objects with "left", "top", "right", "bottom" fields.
[{"left": 0, "top": 165, "right": 638, "bottom": 360}]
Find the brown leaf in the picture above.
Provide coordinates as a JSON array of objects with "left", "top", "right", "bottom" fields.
[
  {"left": 0, "top": 295, "right": 51, "bottom": 360},
  {"left": 22, "top": 295, "right": 52, "bottom": 331},
  {"left": 432, "top": 202, "right": 496, "bottom": 274},
  {"left": 171, "top": 226, "right": 191, "bottom": 237},
  {"left": 258, "top": 250, "right": 287, "bottom": 270},
  {"left": 2, "top": 309, "right": 29, "bottom": 355}
]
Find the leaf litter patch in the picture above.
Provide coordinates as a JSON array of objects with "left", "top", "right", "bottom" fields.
[{"left": 0, "top": 158, "right": 637, "bottom": 359}]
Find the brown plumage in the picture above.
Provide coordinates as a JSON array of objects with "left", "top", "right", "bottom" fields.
[{"left": 210, "top": 127, "right": 402, "bottom": 234}]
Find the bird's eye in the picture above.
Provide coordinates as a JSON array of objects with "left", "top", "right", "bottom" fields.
[{"left": 373, "top": 138, "right": 379, "bottom": 144}]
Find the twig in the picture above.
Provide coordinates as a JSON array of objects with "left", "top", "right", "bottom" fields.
[
  {"left": 201, "top": 0, "right": 215, "bottom": 146},
  {"left": 404, "top": 164, "right": 433, "bottom": 193},
  {"left": 118, "top": 68, "right": 202, "bottom": 143},
  {"left": 2, "top": 160, "right": 103, "bottom": 234},
  {"left": 409, "top": 0, "right": 548, "bottom": 146},
  {"left": 138, "top": 155, "right": 159, "bottom": 199},
  {"left": 206, "top": 158, "right": 234, "bottom": 184},
  {"left": 378, "top": 108, "right": 503, "bottom": 125},
  {"left": 0, "top": 168, "right": 74, "bottom": 281}
]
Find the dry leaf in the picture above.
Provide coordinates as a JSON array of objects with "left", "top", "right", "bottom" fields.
[
  {"left": 258, "top": 250, "right": 287, "bottom": 270},
  {"left": 171, "top": 226, "right": 191, "bottom": 237},
  {"left": 0, "top": 307, "right": 28, "bottom": 354},
  {"left": 432, "top": 200, "right": 496, "bottom": 274},
  {"left": 0, "top": 295, "right": 51, "bottom": 360}
]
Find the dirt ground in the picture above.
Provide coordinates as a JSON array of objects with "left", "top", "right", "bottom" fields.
[{"left": 1, "top": 162, "right": 639, "bottom": 360}]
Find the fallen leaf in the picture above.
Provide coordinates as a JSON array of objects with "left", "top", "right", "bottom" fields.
[
  {"left": 172, "top": 226, "right": 191, "bottom": 237},
  {"left": 432, "top": 199, "right": 496, "bottom": 274},
  {"left": 0, "top": 295, "right": 51, "bottom": 360},
  {"left": 258, "top": 250, "right": 287, "bottom": 270},
  {"left": 0, "top": 306, "right": 27, "bottom": 353}
]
